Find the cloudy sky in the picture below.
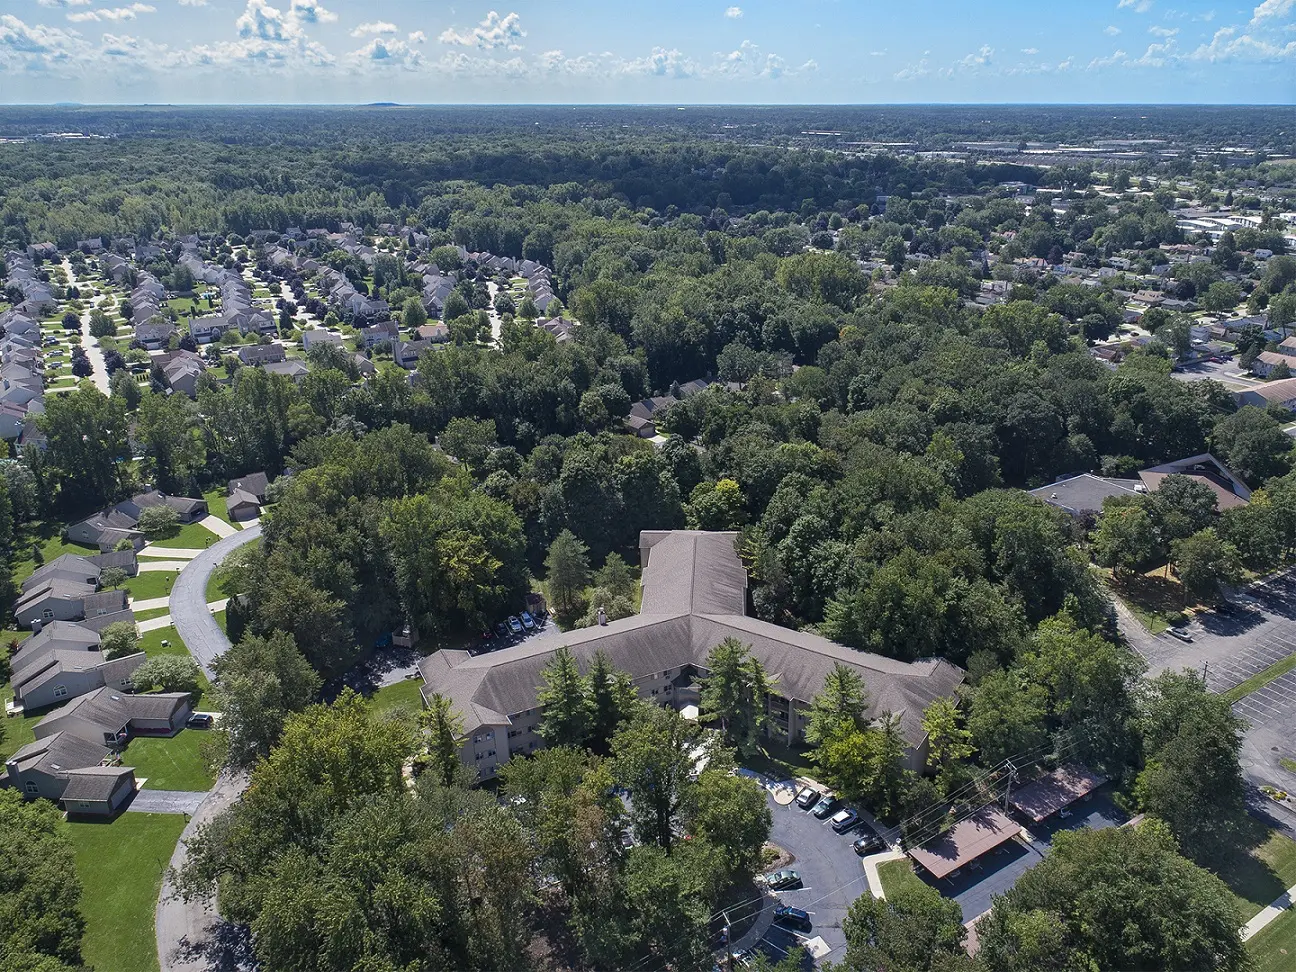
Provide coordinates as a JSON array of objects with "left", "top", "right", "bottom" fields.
[{"left": 0, "top": 0, "right": 1292, "bottom": 104}]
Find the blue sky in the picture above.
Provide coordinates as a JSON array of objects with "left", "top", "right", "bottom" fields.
[{"left": 0, "top": 0, "right": 1292, "bottom": 104}]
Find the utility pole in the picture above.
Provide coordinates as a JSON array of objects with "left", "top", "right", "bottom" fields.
[
  {"left": 723, "top": 909, "right": 734, "bottom": 972},
  {"left": 1002, "top": 759, "right": 1018, "bottom": 811}
]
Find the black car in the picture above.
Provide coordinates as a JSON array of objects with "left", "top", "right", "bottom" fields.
[
  {"left": 811, "top": 796, "right": 839, "bottom": 819},
  {"left": 852, "top": 830, "right": 885, "bottom": 856},
  {"left": 186, "top": 713, "right": 214, "bottom": 729},
  {"left": 773, "top": 905, "right": 812, "bottom": 932},
  {"left": 795, "top": 787, "right": 820, "bottom": 810},
  {"left": 495, "top": 621, "right": 509, "bottom": 638}
]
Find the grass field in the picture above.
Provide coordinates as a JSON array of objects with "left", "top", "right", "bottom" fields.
[
  {"left": 1225, "top": 655, "right": 1296, "bottom": 704},
  {"left": 124, "top": 570, "right": 180, "bottom": 602},
  {"left": 136, "top": 625, "right": 217, "bottom": 707},
  {"left": 134, "top": 607, "right": 172, "bottom": 622},
  {"left": 146, "top": 520, "right": 220, "bottom": 549},
  {"left": 1215, "top": 827, "right": 1296, "bottom": 921},
  {"left": 741, "top": 740, "right": 815, "bottom": 782},
  {"left": 369, "top": 677, "right": 425, "bottom": 714},
  {"left": 123, "top": 730, "right": 215, "bottom": 791},
  {"left": 13, "top": 527, "right": 99, "bottom": 583},
  {"left": 877, "top": 859, "right": 927, "bottom": 898},
  {"left": 203, "top": 488, "right": 231, "bottom": 525},
  {"left": 1250, "top": 906, "right": 1296, "bottom": 972},
  {"left": 67, "top": 813, "right": 186, "bottom": 972}
]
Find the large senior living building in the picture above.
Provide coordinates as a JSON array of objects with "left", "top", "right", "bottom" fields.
[{"left": 419, "top": 530, "right": 965, "bottom": 780}]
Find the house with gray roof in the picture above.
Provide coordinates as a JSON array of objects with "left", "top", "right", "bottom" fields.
[
  {"left": 0, "top": 731, "right": 136, "bottom": 816},
  {"left": 419, "top": 530, "right": 965, "bottom": 781},
  {"left": 34, "top": 686, "right": 192, "bottom": 747},
  {"left": 10, "top": 637, "right": 144, "bottom": 713}
]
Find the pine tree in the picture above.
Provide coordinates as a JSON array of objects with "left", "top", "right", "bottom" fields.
[
  {"left": 588, "top": 649, "right": 639, "bottom": 752},
  {"left": 699, "top": 638, "right": 776, "bottom": 756},
  {"left": 805, "top": 663, "right": 870, "bottom": 746},
  {"left": 537, "top": 646, "right": 595, "bottom": 749},
  {"left": 422, "top": 693, "right": 466, "bottom": 787}
]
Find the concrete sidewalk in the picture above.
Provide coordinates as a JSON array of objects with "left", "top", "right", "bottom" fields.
[
  {"left": 138, "top": 561, "right": 190, "bottom": 573},
  {"left": 140, "top": 547, "right": 203, "bottom": 560},
  {"left": 1243, "top": 882, "right": 1296, "bottom": 941},
  {"left": 863, "top": 849, "right": 908, "bottom": 899},
  {"left": 139, "top": 615, "right": 175, "bottom": 633}
]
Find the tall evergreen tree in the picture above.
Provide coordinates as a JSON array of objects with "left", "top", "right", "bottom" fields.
[
  {"left": 588, "top": 649, "right": 640, "bottom": 753},
  {"left": 537, "top": 646, "right": 595, "bottom": 749},
  {"left": 423, "top": 692, "right": 466, "bottom": 787},
  {"left": 805, "top": 662, "right": 870, "bottom": 745},
  {"left": 699, "top": 638, "right": 776, "bottom": 756},
  {"left": 546, "top": 529, "right": 591, "bottom": 616}
]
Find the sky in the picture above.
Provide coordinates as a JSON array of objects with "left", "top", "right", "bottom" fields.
[{"left": 0, "top": 0, "right": 1292, "bottom": 105}]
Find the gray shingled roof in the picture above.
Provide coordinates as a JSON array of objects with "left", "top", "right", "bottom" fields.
[
  {"left": 420, "top": 530, "right": 965, "bottom": 746},
  {"left": 6, "top": 730, "right": 111, "bottom": 776},
  {"left": 61, "top": 765, "right": 135, "bottom": 803}
]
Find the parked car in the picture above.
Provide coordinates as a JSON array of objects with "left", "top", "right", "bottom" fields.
[
  {"left": 773, "top": 905, "right": 812, "bottom": 932},
  {"left": 481, "top": 629, "right": 493, "bottom": 642},
  {"left": 830, "top": 808, "right": 860, "bottom": 833},
  {"left": 795, "top": 787, "right": 820, "bottom": 810},
  {"left": 853, "top": 830, "right": 885, "bottom": 856},
  {"left": 495, "top": 621, "right": 509, "bottom": 638},
  {"left": 520, "top": 611, "right": 536, "bottom": 630},
  {"left": 186, "top": 713, "right": 214, "bottom": 729},
  {"left": 1167, "top": 627, "right": 1193, "bottom": 643},
  {"left": 508, "top": 616, "right": 523, "bottom": 634},
  {"left": 812, "top": 797, "right": 839, "bottom": 819},
  {"left": 403, "top": 671, "right": 421, "bottom": 681},
  {"left": 764, "top": 868, "right": 802, "bottom": 891}
]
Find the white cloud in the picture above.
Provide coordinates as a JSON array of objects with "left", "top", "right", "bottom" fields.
[
  {"left": 725, "top": 6, "right": 743, "bottom": 17},
  {"left": 68, "top": 4, "right": 156, "bottom": 23},
  {"left": 1117, "top": 0, "right": 1153, "bottom": 11},
  {"left": 438, "top": 10, "right": 525, "bottom": 50},
  {"left": 352, "top": 21, "right": 397, "bottom": 38},
  {"left": 1252, "top": 0, "right": 1295, "bottom": 24},
  {"left": 1105, "top": 25, "right": 1122, "bottom": 35},
  {"left": 958, "top": 44, "right": 994, "bottom": 67},
  {"left": 0, "top": 14, "right": 89, "bottom": 70},
  {"left": 1189, "top": 23, "right": 1296, "bottom": 60},
  {"left": 1148, "top": 25, "right": 1179, "bottom": 36},
  {"left": 408, "top": 30, "right": 426, "bottom": 43},
  {"left": 350, "top": 35, "right": 422, "bottom": 69},
  {"left": 1020, "top": 46, "right": 1039, "bottom": 54},
  {"left": 236, "top": 0, "right": 295, "bottom": 41},
  {"left": 36, "top": 0, "right": 91, "bottom": 7},
  {"left": 178, "top": 0, "right": 209, "bottom": 6},
  {"left": 289, "top": 0, "right": 335, "bottom": 25},
  {"left": 869, "top": 50, "right": 886, "bottom": 56},
  {"left": 1087, "top": 48, "right": 1128, "bottom": 68}
]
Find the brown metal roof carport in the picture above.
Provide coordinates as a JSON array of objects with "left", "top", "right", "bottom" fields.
[
  {"left": 1007, "top": 763, "right": 1107, "bottom": 824},
  {"left": 908, "top": 805, "right": 1021, "bottom": 880}
]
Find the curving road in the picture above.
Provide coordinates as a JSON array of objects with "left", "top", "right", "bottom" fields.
[
  {"left": 156, "top": 523, "right": 262, "bottom": 972},
  {"left": 167, "top": 524, "right": 261, "bottom": 679}
]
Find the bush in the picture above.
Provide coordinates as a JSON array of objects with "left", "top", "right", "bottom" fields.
[
  {"left": 137, "top": 504, "right": 179, "bottom": 539},
  {"left": 132, "top": 654, "right": 200, "bottom": 694}
]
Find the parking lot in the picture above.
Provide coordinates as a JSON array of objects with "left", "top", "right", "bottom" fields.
[
  {"left": 751, "top": 789, "right": 881, "bottom": 963},
  {"left": 1124, "top": 572, "right": 1296, "bottom": 794},
  {"left": 918, "top": 792, "right": 1126, "bottom": 921}
]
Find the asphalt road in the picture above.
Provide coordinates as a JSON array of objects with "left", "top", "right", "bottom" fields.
[
  {"left": 167, "top": 524, "right": 261, "bottom": 679},
  {"left": 156, "top": 525, "right": 262, "bottom": 972}
]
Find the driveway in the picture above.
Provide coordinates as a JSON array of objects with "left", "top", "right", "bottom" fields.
[
  {"left": 168, "top": 524, "right": 261, "bottom": 678},
  {"left": 127, "top": 789, "right": 207, "bottom": 815}
]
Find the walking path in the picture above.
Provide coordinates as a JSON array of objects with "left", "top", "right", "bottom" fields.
[
  {"left": 139, "top": 561, "right": 192, "bottom": 573},
  {"left": 132, "top": 595, "right": 173, "bottom": 613},
  {"left": 155, "top": 525, "right": 263, "bottom": 972},
  {"left": 862, "top": 849, "right": 908, "bottom": 899},
  {"left": 139, "top": 615, "right": 178, "bottom": 633},
  {"left": 1242, "top": 882, "right": 1296, "bottom": 941},
  {"left": 128, "top": 789, "right": 207, "bottom": 815},
  {"left": 140, "top": 547, "right": 205, "bottom": 560}
]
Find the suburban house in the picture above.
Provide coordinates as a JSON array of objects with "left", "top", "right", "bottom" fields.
[
  {"left": 1251, "top": 351, "right": 1292, "bottom": 378},
  {"left": 227, "top": 471, "right": 269, "bottom": 520},
  {"left": 1238, "top": 377, "right": 1296, "bottom": 412},
  {"left": 66, "top": 489, "right": 206, "bottom": 552},
  {"left": 190, "top": 316, "right": 234, "bottom": 344},
  {"left": 262, "top": 359, "right": 309, "bottom": 383},
  {"left": 302, "top": 328, "right": 343, "bottom": 351},
  {"left": 419, "top": 530, "right": 965, "bottom": 781},
  {"left": 157, "top": 350, "right": 207, "bottom": 398},
  {"left": 237, "top": 343, "right": 287, "bottom": 366},
  {"left": 0, "top": 732, "right": 136, "bottom": 817},
  {"left": 115, "top": 489, "right": 208, "bottom": 524},
  {"left": 134, "top": 321, "right": 178, "bottom": 351},
  {"left": 360, "top": 321, "right": 400, "bottom": 349},
  {"left": 34, "top": 686, "right": 193, "bottom": 747},
  {"left": 395, "top": 339, "right": 436, "bottom": 369},
  {"left": 10, "top": 623, "right": 145, "bottom": 713},
  {"left": 15, "top": 558, "right": 129, "bottom": 629}
]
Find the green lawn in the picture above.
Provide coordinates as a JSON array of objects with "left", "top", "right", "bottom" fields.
[
  {"left": 741, "top": 740, "right": 815, "bottom": 782},
  {"left": 877, "top": 859, "right": 926, "bottom": 898},
  {"left": 67, "top": 813, "right": 186, "bottom": 972},
  {"left": 1215, "top": 828, "right": 1296, "bottom": 921},
  {"left": 212, "top": 610, "right": 226, "bottom": 634},
  {"left": 0, "top": 702, "right": 40, "bottom": 760},
  {"left": 1250, "top": 906, "right": 1296, "bottom": 972},
  {"left": 124, "top": 570, "right": 180, "bottom": 602},
  {"left": 146, "top": 520, "right": 220, "bottom": 549},
  {"left": 1225, "top": 655, "right": 1296, "bottom": 704},
  {"left": 123, "top": 730, "right": 215, "bottom": 791},
  {"left": 137, "top": 625, "right": 217, "bottom": 708},
  {"left": 1102, "top": 568, "right": 1189, "bottom": 634},
  {"left": 369, "top": 677, "right": 425, "bottom": 715},
  {"left": 13, "top": 526, "right": 99, "bottom": 583},
  {"left": 203, "top": 488, "right": 231, "bottom": 525},
  {"left": 134, "top": 607, "right": 171, "bottom": 622}
]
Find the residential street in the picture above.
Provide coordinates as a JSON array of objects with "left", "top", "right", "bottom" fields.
[
  {"left": 62, "top": 258, "right": 111, "bottom": 394},
  {"left": 167, "top": 524, "right": 261, "bottom": 679}
]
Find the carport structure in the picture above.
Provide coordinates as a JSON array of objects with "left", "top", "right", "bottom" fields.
[
  {"left": 1007, "top": 764, "right": 1107, "bottom": 824},
  {"left": 908, "top": 806, "right": 1020, "bottom": 880}
]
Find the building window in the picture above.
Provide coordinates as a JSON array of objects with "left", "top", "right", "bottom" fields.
[
  {"left": 664, "top": 685, "right": 672, "bottom": 693},
  {"left": 24, "top": 781, "right": 38, "bottom": 794},
  {"left": 41, "top": 609, "right": 54, "bottom": 621},
  {"left": 53, "top": 684, "right": 67, "bottom": 698},
  {"left": 651, "top": 689, "right": 659, "bottom": 696}
]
